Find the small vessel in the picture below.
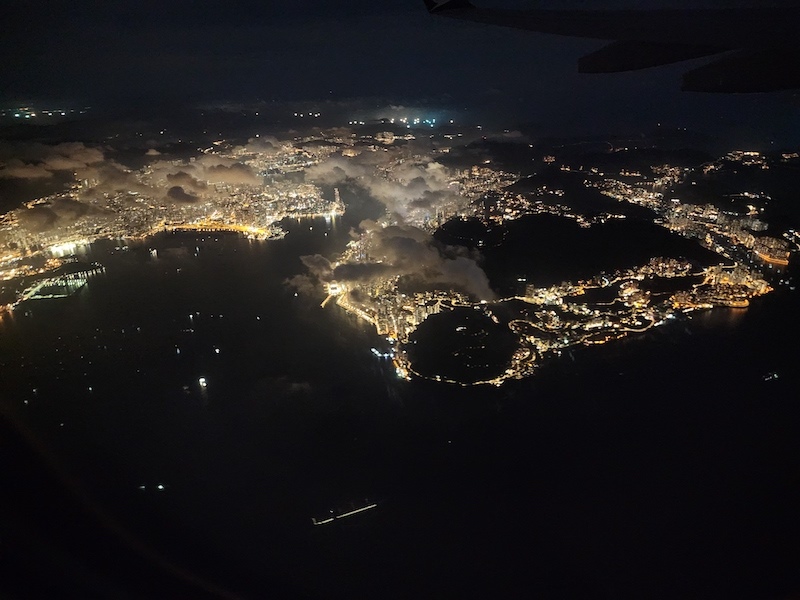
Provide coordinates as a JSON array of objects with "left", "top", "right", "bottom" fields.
[{"left": 312, "top": 500, "right": 378, "bottom": 525}]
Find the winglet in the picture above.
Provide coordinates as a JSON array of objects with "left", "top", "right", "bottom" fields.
[{"left": 425, "top": 0, "right": 475, "bottom": 14}]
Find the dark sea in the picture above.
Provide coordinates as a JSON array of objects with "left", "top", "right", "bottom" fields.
[{"left": 1, "top": 189, "right": 799, "bottom": 599}]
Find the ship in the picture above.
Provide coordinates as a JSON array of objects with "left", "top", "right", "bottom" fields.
[{"left": 311, "top": 500, "right": 378, "bottom": 526}]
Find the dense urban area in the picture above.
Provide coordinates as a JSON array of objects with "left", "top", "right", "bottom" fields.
[{"left": 1, "top": 116, "right": 797, "bottom": 385}]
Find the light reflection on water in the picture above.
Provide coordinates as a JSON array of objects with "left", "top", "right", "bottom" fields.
[{"left": 690, "top": 305, "right": 748, "bottom": 330}]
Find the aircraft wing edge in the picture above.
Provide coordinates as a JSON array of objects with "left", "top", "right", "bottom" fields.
[{"left": 578, "top": 41, "right": 728, "bottom": 74}]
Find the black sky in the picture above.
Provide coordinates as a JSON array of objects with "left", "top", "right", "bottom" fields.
[{"left": 2, "top": 0, "right": 800, "bottom": 141}]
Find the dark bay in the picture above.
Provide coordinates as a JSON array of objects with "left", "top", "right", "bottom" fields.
[{"left": 1, "top": 197, "right": 798, "bottom": 599}]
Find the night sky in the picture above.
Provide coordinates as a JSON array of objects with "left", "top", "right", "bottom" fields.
[{"left": 2, "top": 1, "right": 800, "bottom": 139}]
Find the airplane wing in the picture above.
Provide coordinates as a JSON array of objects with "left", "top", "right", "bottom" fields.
[{"left": 423, "top": 0, "right": 800, "bottom": 92}]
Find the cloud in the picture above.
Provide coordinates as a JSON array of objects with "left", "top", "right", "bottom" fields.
[
  {"left": 166, "top": 185, "right": 198, "bottom": 203},
  {"left": 204, "top": 162, "right": 261, "bottom": 185},
  {"left": 302, "top": 222, "right": 495, "bottom": 300},
  {"left": 284, "top": 273, "right": 319, "bottom": 295},
  {"left": 0, "top": 142, "right": 105, "bottom": 180},
  {"left": 370, "top": 224, "right": 495, "bottom": 299},
  {"left": 306, "top": 151, "right": 464, "bottom": 220},
  {"left": 82, "top": 162, "right": 155, "bottom": 196},
  {"left": 52, "top": 142, "right": 105, "bottom": 166},
  {"left": 144, "top": 157, "right": 261, "bottom": 193},
  {"left": 166, "top": 170, "right": 207, "bottom": 191},
  {"left": 0, "top": 159, "right": 54, "bottom": 179},
  {"left": 300, "top": 144, "right": 497, "bottom": 299},
  {"left": 15, "top": 206, "right": 58, "bottom": 231},
  {"left": 242, "top": 137, "right": 280, "bottom": 154},
  {"left": 15, "top": 197, "right": 104, "bottom": 233},
  {"left": 300, "top": 254, "right": 334, "bottom": 279},
  {"left": 332, "top": 261, "right": 395, "bottom": 281},
  {"left": 42, "top": 156, "right": 89, "bottom": 171},
  {"left": 305, "top": 155, "right": 367, "bottom": 184}
]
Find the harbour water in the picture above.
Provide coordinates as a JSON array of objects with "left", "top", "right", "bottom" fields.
[{"left": 1, "top": 193, "right": 798, "bottom": 598}]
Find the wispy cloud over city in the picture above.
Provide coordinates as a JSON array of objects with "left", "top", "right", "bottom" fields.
[{"left": 0, "top": 142, "right": 105, "bottom": 179}]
